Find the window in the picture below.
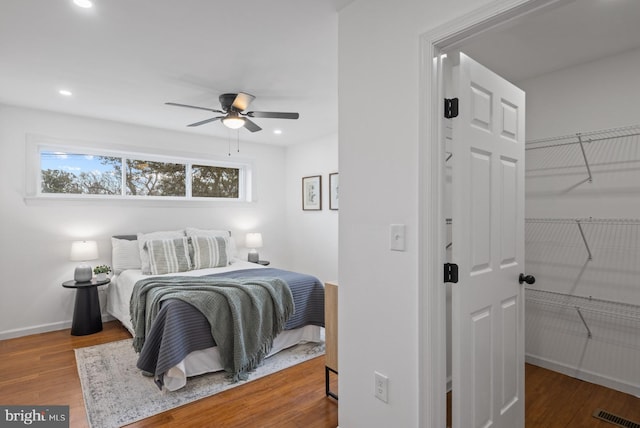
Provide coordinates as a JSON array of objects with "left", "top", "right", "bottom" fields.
[
  {"left": 125, "top": 159, "right": 186, "bottom": 197},
  {"left": 192, "top": 164, "right": 239, "bottom": 198},
  {"left": 41, "top": 151, "right": 122, "bottom": 195},
  {"left": 30, "top": 138, "right": 250, "bottom": 202}
]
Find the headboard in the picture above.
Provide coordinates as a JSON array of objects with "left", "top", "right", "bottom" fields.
[{"left": 112, "top": 234, "right": 137, "bottom": 241}]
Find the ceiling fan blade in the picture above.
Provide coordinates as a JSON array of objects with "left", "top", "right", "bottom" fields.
[
  {"left": 246, "top": 111, "right": 299, "bottom": 119},
  {"left": 231, "top": 92, "right": 255, "bottom": 112},
  {"left": 243, "top": 118, "right": 262, "bottom": 133},
  {"left": 187, "top": 116, "right": 222, "bottom": 127},
  {"left": 166, "top": 102, "right": 224, "bottom": 114}
]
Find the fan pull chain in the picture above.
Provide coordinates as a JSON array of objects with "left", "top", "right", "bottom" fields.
[{"left": 227, "top": 130, "right": 241, "bottom": 156}]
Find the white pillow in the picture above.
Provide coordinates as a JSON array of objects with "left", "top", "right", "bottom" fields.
[
  {"left": 185, "top": 228, "right": 232, "bottom": 265},
  {"left": 137, "top": 230, "right": 185, "bottom": 274},
  {"left": 228, "top": 236, "right": 238, "bottom": 260},
  {"left": 185, "top": 227, "right": 229, "bottom": 238},
  {"left": 111, "top": 237, "right": 142, "bottom": 274}
]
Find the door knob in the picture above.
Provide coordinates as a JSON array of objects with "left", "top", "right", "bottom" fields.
[{"left": 519, "top": 273, "right": 535, "bottom": 285}]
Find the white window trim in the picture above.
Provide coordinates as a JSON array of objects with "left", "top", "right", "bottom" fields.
[{"left": 25, "top": 134, "right": 254, "bottom": 204}]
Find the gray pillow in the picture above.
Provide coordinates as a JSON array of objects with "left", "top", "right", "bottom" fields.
[
  {"left": 146, "top": 237, "right": 191, "bottom": 275},
  {"left": 191, "top": 235, "right": 228, "bottom": 269},
  {"left": 137, "top": 230, "right": 185, "bottom": 274}
]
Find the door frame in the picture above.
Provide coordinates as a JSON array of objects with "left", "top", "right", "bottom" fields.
[{"left": 417, "top": 0, "right": 570, "bottom": 426}]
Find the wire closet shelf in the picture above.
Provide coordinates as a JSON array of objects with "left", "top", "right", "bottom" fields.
[
  {"left": 525, "top": 124, "right": 640, "bottom": 151},
  {"left": 525, "top": 217, "right": 640, "bottom": 338},
  {"left": 525, "top": 124, "right": 640, "bottom": 183},
  {"left": 526, "top": 289, "right": 640, "bottom": 324},
  {"left": 526, "top": 217, "right": 640, "bottom": 261}
]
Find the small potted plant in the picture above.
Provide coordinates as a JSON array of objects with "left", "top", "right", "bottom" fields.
[{"left": 93, "top": 265, "right": 112, "bottom": 281}]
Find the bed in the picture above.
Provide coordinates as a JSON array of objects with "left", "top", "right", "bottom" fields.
[{"left": 106, "top": 229, "right": 325, "bottom": 391}]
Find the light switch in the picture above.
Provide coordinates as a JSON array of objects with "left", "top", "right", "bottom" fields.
[{"left": 390, "top": 224, "right": 405, "bottom": 251}]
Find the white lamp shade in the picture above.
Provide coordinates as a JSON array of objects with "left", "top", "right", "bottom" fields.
[
  {"left": 222, "top": 116, "right": 246, "bottom": 129},
  {"left": 70, "top": 240, "right": 99, "bottom": 261},
  {"left": 245, "top": 233, "right": 263, "bottom": 249}
]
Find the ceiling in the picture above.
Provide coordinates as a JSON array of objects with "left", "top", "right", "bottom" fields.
[
  {"left": 458, "top": 0, "right": 640, "bottom": 83},
  {"left": 1, "top": 0, "right": 639, "bottom": 146},
  {"left": 0, "top": 0, "right": 341, "bottom": 146}
]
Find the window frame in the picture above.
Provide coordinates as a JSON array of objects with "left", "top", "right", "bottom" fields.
[{"left": 26, "top": 134, "right": 253, "bottom": 204}]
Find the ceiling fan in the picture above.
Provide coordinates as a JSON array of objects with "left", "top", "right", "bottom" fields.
[{"left": 166, "top": 92, "right": 299, "bottom": 133}]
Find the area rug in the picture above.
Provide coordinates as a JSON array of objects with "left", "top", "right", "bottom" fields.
[{"left": 75, "top": 339, "right": 325, "bottom": 428}]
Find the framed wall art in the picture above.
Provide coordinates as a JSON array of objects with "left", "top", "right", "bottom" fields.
[
  {"left": 329, "top": 172, "right": 339, "bottom": 210},
  {"left": 302, "top": 175, "right": 322, "bottom": 210}
]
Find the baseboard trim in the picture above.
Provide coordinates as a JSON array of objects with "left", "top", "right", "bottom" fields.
[
  {"left": 526, "top": 354, "right": 640, "bottom": 398},
  {"left": 0, "top": 313, "right": 115, "bottom": 340}
]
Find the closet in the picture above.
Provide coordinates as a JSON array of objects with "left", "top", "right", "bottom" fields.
[
  {"left": 523, "top": 124, "right": 640, "bottom": 396},
  {"left": 440, "top": 4, "right": 640, "bottom": 426},
  {"left": 444, "top": 109, "right": 640, "bottom": 397}
]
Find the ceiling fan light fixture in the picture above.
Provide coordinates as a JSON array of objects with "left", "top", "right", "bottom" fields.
[
  {"left": 222, "top": 115, "right": 245, "bottom": 130},
  {"left": 73, "top": 0, "right": 93, "bottom": 8}
]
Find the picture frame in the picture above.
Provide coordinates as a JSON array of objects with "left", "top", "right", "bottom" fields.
[
  {"left": 302, "top": 175, "right": 322, "bottom": 210},
  {"left": 329, "top": 172, "right": 339, "bottom": 210}
]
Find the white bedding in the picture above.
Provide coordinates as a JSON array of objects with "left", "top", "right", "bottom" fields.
[{"left": 106, "top": 258, "right": 322, "bottom": 391}]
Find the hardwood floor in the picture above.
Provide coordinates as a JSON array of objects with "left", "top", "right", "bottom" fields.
[
  {"left": 0, "top": 321, "right": 338, "bottom": 428},
  {"left": 524, "top": 363, "right": 640, "bottom": 428},
  {"left": 446, "top": 364, "right": 640, "bottom": 428},
  {"left": 1, "top": 322, "right": 639, "bottom": 427}
]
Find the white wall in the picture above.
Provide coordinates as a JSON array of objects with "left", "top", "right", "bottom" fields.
[
  {"left": 520, "top": 48, "right": 640, "bottom": 395},
  {"left": 0, "top": 105, "right": 292, "bottom": 338},
  {"left": 338, "top": 1, "right": 493, "bottom": 426},
  {"left": 285, "top": 134, "right": 338, "bottom": 284},
  {"left": 523, "top": 46, "right": 640, "bottom": 219}
]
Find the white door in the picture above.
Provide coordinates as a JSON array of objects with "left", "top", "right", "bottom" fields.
[{"left": 451, "top": 52, "right": 526, "bottom": 428}]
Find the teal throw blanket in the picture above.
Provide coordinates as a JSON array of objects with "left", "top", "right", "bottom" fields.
[{"left": 130, "top": 276, "right": 294, "bottom": 382}]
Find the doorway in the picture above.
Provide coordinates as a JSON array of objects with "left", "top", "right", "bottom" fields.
[{"left": 422, "top": 0, "right": 640, "bottom": 426}]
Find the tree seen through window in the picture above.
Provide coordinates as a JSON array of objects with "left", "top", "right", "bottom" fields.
[{"left": 40, "top": 150, "right": 242, "bottom": 199}]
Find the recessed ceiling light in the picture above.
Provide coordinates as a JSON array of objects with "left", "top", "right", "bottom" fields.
[
  {"left": 73, "top": 0, "right": 93, "bottom": 8},
  {"left": 274, "top": 129, "right": 283, "bottom": 135},
  {"left": 59, "top": 89, "right": 73, "bottom": 96}
]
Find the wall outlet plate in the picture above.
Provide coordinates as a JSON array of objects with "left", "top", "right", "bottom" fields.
[{"left": 374, "top": 371, "right": 389, "bottom": 403}]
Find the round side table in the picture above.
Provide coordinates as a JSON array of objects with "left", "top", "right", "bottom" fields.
[{"left": 62, "top": 278, "right": 110, "bottom": 336}]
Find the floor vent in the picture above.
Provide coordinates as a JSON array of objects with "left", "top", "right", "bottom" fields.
[{"left": 593, "top": 409, "right": 640, "bottom": 428}]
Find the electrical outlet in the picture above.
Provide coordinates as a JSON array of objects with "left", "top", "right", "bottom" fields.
[{"left": 374, "top": 371, "right": 388, "bottom": 403}]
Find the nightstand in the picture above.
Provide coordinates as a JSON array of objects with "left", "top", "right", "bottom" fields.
[{"left": 62, "top": 278, "right": 110, "bottom": 336}]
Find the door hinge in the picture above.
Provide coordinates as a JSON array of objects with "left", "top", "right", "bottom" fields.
[
  {"left": 444, "top": 98, "right": 459, "bottom": 118},
  {"left": 444, "top": 263, "right": 459, "bottom": 283}
]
